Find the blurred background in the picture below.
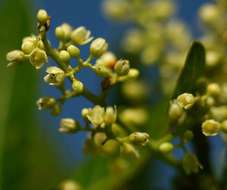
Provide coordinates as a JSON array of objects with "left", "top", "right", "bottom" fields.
[{"left": 0, "top": 0, "right": 212, "bottom": 189}]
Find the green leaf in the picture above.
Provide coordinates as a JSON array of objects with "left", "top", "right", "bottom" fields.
[
  {"left": 0, "top": 1, "right": 64, "bottom": 189},
  {"left": 173, "top": 41, "right": 206, "bottom": 98}
]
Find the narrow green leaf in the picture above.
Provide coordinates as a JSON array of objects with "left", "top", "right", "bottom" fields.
[
  {"left": 173, "top": 41, "right": 206, "bottom": 98},
  {"left": 0, "top": 1, "right": 64, "bottom": 189}
]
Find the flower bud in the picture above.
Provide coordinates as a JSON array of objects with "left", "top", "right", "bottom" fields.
[
  {"left": 37, "top": 9, "right": 49, "bottom": 24},
  {"left": 114, "top": 59, "right": 130, "bottom": 76},
  {"left": 51, "top": 104, "right": 61, "bottom": 116},
  {"left": 6, "top": 50, "right": 25, "bottom": 63},
  {"left": 102, "top": 139, "right": 120, "bottom": 155},
  {"left": 159, "top": 142, "right": 174, "bottom": 154},
  {"left": 81, "top": 108, "right": 89, "bottom": 118},
  {"left": 55, "top": 23, "right": 72, "bottom": 41},
  {"left": 36, "top": 97, "right": 56, "bottom": 110},
  {"left": 71, "top": 26, "right": 92, "bottom": 45},
  {"left": 72, "top": 80, "right": 84, "bottom": 94},
  {"left": 207, "top": 83, "right": 221, "bottom": 96},
  {"left": 90, "top": 38, "right": 108, "bottom": 57},
  {"left": 59, "top": 180, "right": 81, "bottom": 190},
  {"left": 201, "top": 119, "right": 220, "bottom": 136},
  {"left": 94, "top": 132, "right": 107, "bottom": 146},
  {"left": 67, "top": 45, "right": 80, "bottom": 57},
  {"left": 129, "top": 132, "right": 150, "bottom": 146},
  {"left": 21, "top": 40, "right": 36, "bottom": 54},
  {"left": 44, "top": 66, "right": 65, "bottom": 86},
  {"left": 128, "top": 69, "right": 139, "bottom": 78},
  {"left": 59, "top": 50, "right": 71, "bottom": 62},
  {"left": 177, "top": 93, "right": 195, "bottom": 110},
  {"left": 199, "top": 4, "right": 220, "bottom": 25},
  {"left": 121, "top": 143, "right": 139, "bottom": 158},
  {"left": 169, "top": 102, "right": 184, "bottom": 121},
  {"left": 86, "top": 106, "right": 105, "bottom": 128},
  {"left": 104, "top": 106, "right": 117, "bottom": 125},
  {"left": 206, "top": 51, "right": 222, "bottom": 67},
  {"left": 29, "top": 48, "right": 48, "bottom": 69},
  {"left": 96, "top": 52, "right": 116, "bottom": 69},
  {"left": 221, "top": 120, "right": 227, "bottom": 133},
  {"left": 59, "top": 118, "right": 79, "bottom": 134},
  {"left": 182, "top": 153, "right": 203, "bottom": 174}
]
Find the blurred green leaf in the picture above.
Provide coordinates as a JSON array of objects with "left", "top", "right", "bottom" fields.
[
  {"left": 0, "top": 1, "right": 64, "bottom": 189},
  {"left": 173, "top": 41, "right": 206, "bottom": 98}
]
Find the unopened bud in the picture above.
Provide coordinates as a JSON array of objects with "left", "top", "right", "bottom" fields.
[
  {"left": 36, "top": 97, "right": 56, "bottom": 110},
  {"left": 72, "top": 80, "right": 84, "bottom": 94},
  {"left": 67, "top": 45, "right": 80, "bottom": 57},
  {"left": 90, "top": 38, "right": 108, "bottom": 57},
  {"left": 59, "top": 50, "right": 71, "bottom": 62},
  {"left": 129, "top": 132, "right": 150, "bottom": 146},
  {"left": 37, "top": 9, "right": 49, "bottom": 24},
  {"left": 55, "top": 23, "right": 72, "bottom": 41},
  {"left": 177, "top": 93, "right": 195, "bottom": 110},
  {"left": 169, "top": 101, "right": 184, "bottom": 121},
  {"left": 94, "top": 132, "right": 107, "bottom": 146},
  {"left": 114, "top": 59, "right": 130, "bottom": 76},
  {"left": 207, "top": 83, "right": 221, "bottom": 96},
  {"left": 128, "top": 69, "right": 139, "bottom": 78},
  {"left": 81, "top": 108, "right": 89, "bottom": 118},
  {"left": 102, "top": 139, "right": 119, "bottom": 155},
  {"left": 6, "top": 50, "right": 25, "bottom": 63},
  {"left": 121, "top": 143, "right": 139, "bottom": 158},
  {"left": 59, "top": 118, "right": 79, "bottom": 134},
  {"left": 159, "top": 142, "right": 174, "bottom": 154}
]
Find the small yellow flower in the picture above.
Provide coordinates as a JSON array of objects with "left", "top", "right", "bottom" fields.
[
  {"left": 55, "top": 23, "right": 72, "bottom": 41},
  {"left": 59, "top": 118, "right": 78, "bottom": 134},
  {"left": 6, "top": 50, "right": 25, "bottom": 63},
  {"left": 129, "top": 132, "right": 150, "bottom": 146},
  {"left": 104, "top": 106, "right": 117, "bottom": 125},
  {"left": 29, "top": 48, "right": 48, "bottom": 69},
  {"left": 114, "top": 59, "right": 130, "bottom": 76},
  {"left": 90, "top": 38, "right": 108, "bottom": 57},
  {"left": 44, "top": 66, "right": 65, "bottom": 86},
  {"left": 177, "top": 93, "right": 195, "bottom": 110},
  {"left": 201, "top": 119, "right": 220, "bottom": 136},
  {"left": 71, "top": 26, "right": 92, "bottom": 45},
  {"left": 86, "top": 105, "right": 105, "bottom": 128}
]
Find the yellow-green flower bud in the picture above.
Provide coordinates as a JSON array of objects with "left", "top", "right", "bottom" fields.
[
  {"left": 129, "top": 132, "right": 150, "bottom": 146},
  {"left": 128, "top": 69, "right": 139, "bottom": 78},
  {"left": 94, "top": 132, "right": 107, "bottom": 146},
  {"left": 169, "top": 102, "right": 184, "bottom": 121},
  {"left": 221, "top": 120, "right": 227, "bottom": 133},
  {"left": 90, "top": 38, "right": 108, "bottom": 57},
  {"left": 55, "top": 23, "right": 72, "bottom": 41},
  {"left": 71, "top": 26, "right": 92, "bottom": 45},
  {"left": 37, "top": 9, "right": 49, "bottom": 24},
  {"left": 59, "top": 118, "right": 79, "bottom": 134},
  {"left": 81, "top": 108, "right": 89, "bottom": 118},
  {"left": 104, "top": 106, "right": 117, "bottom": 125},
  {"left": 72, "top": 80, "right": 84, "bottom": 94},
  {"left": 177, "top": 93, "right": 195, "bottom": 110},
  {"left": 182, "top": 153, "right": 202, "bottom": 174},
  {"left": 102, "top": 139, "right": 119, "bottom": 155},
  {"left": 201, "top": 119, "right": 220, "bottom": 136},
  {"left": 59, "top": 180, "right": 81, "bottom": 190},
  {"left": 120, "top": 108, "right": 148, "bottom": 126},
  {"left": 206, "top": 51, "right": 222, "bottom": 67},
  {"left": 51, "top": 104, "right": 61, "bottom": 116},
  {"left": 36, "top": 97, "right": 56, "bottom": 110},
  {"left": 6, "top": 50, "right": 25, "bottom": 63},
  {"left": 199, "top": 4, "right": 220, "bottom": 25},
  {"left": 210, "top": 106, "right": 227, "bottom": 121},
  {"left": 207, "top": 83, "right": 221, "bottom": 96},
  {"left": 67, "top": 45, "right": 80, "bottom": 57},
  {"left": 114, "top": 59, "right": 130, "bottom": 76},
  {"left": 159, "top": 142, "right": 174, "bottom": 154},
  {"left": 59, "top": 50, "right": 71, "bottom": 62},
  {"left": 29, "top": 48, "right": 48, "bottom": 69},
  {"left": 121, "top": 143, "right": 139, "bottom": 158},
  {"left": 96, "top": 52, "right": 116, "bottom": 69},
  {"left": 44, "top": 66, "right": 65, "bottom": 86},
  {"left": 21, "top": 40, "right": 36, "bottom": 54}
]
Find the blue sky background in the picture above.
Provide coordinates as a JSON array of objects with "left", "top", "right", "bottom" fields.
[{"left": 34, "top": 0, "right": 213, "bottom": 182}]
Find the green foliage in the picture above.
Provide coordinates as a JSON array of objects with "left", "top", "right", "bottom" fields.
[
  {"left": 173, "top": 42, "right": 206, "bottom": 98},
  {"left": 0, "top": 1, "right": 64, "bottom": 189}
]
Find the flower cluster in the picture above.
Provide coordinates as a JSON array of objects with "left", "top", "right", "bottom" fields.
[{"left": 6, "top": 9, "right": 148, "bottom": 158}]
